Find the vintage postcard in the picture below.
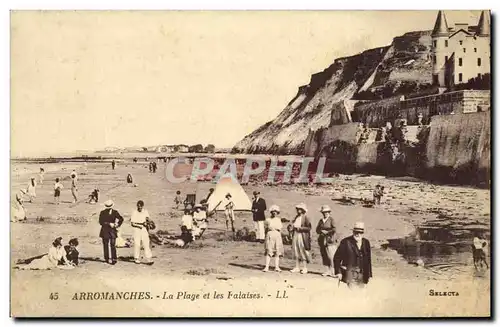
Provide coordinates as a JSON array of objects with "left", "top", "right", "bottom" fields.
[{"left": 10, "top": 10, "right": 491, "bottom": 317}]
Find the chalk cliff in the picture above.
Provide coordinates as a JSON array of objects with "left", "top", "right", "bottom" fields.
[{"left": 233, "top": 31, "right": 433, "bottom": 154}]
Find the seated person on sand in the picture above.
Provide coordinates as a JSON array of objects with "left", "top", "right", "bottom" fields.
[
  {"left": 16, "top": 237, "right": 75, "bottom": 270},
  {"left": 127, "top": 173, "right": 133, "bottom": 184},
  {"left": 87, "top": 188, "right": 100, "bottom": 204},
  {"left": 63, "top": 238, "right": 80, "bottom": 266},
  {"left": 192, "top": 204, "right": 208, "bottom": 239},
  {"left": 181, "top": 208, "right": 194, "bottom": 243}
]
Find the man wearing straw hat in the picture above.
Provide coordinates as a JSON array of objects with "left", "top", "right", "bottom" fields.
[
  {"left": 98, "top": 200, "right": 124, "bottom": 265},
  {"left": 334, "top": 222, "right": 372, "bottom": 288}
]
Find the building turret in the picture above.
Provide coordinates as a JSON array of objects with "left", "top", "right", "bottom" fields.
[
  {"left": 476, "top": 10, "right": 490, "bottom": 36},
  {"left": 431, "top": 11, "right": 451, "bottom": 87},
  {"left": 432, "top": 10, "right": 449, "bottom": 37}
]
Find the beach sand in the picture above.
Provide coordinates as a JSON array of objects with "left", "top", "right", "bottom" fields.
[{"left": 10, "top": 158, "right": 490, "bottom": 317}]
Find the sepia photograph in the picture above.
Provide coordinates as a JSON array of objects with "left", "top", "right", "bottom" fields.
[{"left": 9, "top": 9, "right": 491, "bottom": 317}]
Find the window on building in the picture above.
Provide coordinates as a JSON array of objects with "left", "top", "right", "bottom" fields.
[
  {"left": 459, "top": 73, "right": 463, "bottom": 82},
  {"left": 459, "top": 58, "right": 463, "bottom": 66},
  {"left": 459, "top": 40, "right": 463, "bottom": 45},
  {"left": 478, "top": 58, "right": 482, "bottom": 66},
  {"left": 445, "top": 40, "right": 448, "bottom": 47},
  {"left": 474, "top": 48, "right": 477, "bottom": 52},
  {"left": 445, "top": 56, "right": 448, "bottom": 62},
  {"left": 433, "top": 40, "right": 437, "bottom": 48},
  {"left": 433, "top": 55, "right": 436, "bottom": 64}
]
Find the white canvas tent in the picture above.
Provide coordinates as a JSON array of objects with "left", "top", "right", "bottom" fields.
[{"left": 207, "top": 173, "right": 252, "bottom": 212}]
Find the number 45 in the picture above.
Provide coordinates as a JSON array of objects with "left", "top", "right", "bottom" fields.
[{"left": 49, "top": 292, "right": 59, "bottom": 300}]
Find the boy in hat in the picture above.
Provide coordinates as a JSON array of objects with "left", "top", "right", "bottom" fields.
[
  {"left": 54, "top": 178, "right": 64, "bottom": 205},
  {"left": 334, "top": 222, "right": 372, "bottom": 288},
  {"left": 98, "top": 200, "right": 124, "bottom": 265}
]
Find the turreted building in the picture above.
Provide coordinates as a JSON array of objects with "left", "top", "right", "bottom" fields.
[{"left": 431, "top": 10, "right": 490, "bottom": 89}]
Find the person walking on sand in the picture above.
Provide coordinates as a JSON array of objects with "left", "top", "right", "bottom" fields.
[
  {"left": 373, "top": 184, "right": 384, "bottom": 205},
  {"left": 54, "top": 178, "right": 64, "bottom": 205},
  {"left": 316, "top": 205, "right": 337, "bottom": 277},
  {"left": 99, "top": 200, "right": 124, "bottom": 265},
  {"left": 334, "top": 222, "right": 372, "bottom": 289},
  {"left": 251, "top": 191, "right": 267, "bottom": 242},
  {"left": 38, "top": 168, "right": 45, "bottom": 185},
  {"left": 112, "top": 160, "right": 116, "bottom": 170},
  {"left": 127, "top": 173, "right": 133, "bottom": 184},
  {"left": 70, "top": 172, "right": 78, "bottom": 203},
  {"left": 262, "top": 205, "right": 284, "bottom": 272},
  {"left": 130, "top": 200, "right": 154, "bottom": 265},
  {"left": 290, "top": 203, "right": 312, "bottom": 274},
  {"left": 25, "top": 177, "right": 37, "bottom": 202}
]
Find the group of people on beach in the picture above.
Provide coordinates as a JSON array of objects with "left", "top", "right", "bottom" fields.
[
  {"left": 252, "top": 193, "right": 372, "bottom": 288},
  {"left": 12, "top": 168, "right": 80, "bottom": 222},
  {"left": 16, "top": 237, "right": 80, "bottom": 270}
]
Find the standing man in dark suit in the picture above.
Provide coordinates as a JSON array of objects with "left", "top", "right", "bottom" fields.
[
  {"left": 251, "top": 191, "right": 267, "bottom": 242},
  {"left": 334, "top": 222, "right": 372, "bottom": 288},
  {"left": 99, "top": 200, "right": 124, "bottom": 265}
]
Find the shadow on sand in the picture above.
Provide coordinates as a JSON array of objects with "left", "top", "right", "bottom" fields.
[{"left": 229, "top": 262, "right": 324, "bottom": 276}]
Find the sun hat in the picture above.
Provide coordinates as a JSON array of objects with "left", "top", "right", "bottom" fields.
[
  {"left": 295, "top": 203, "right": 308, "bottom": 213},
  {"left": 194, "top": 203, "right": 202, "bottom": 209},
  {"left": 269, "top": 205, "right": 280, "bottom": 213},
  {"left": 320, "top": 205, "right": 332, "bottom": 213},
  {"left": 104, "top": 200, "right": 114, "bottom": 208},
  {"left": 253, "top": 191, "right": 260, "bottom": 196},
  {"left": 353, "top": 222, "right": 365, "bottom": 232}
]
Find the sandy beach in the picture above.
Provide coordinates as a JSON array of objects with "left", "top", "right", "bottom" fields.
[{"left": 10, "top": 158, "right": 490, "bottom": 317}]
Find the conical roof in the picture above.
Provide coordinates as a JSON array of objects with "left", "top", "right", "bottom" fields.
[
  {"left": 476, "top": 10, "right": 490, "bottom": 36},
  {"left": 206, "top": 173, "right": 252, "bottom": 212},
  {"left": 432, "top": 10, "right": 449, "bottom": 37}
]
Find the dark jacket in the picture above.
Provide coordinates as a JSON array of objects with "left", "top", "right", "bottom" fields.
[
  {"left": 99, "top": 208, "right": 124, "bottom": 239},
  {"left": 292, "top": 215, "right": 312, "bottom": 251},
  {"left": 251, "top": 197, "right": 267, "bottom": 221},
  {"left": 64, "top": 245, "right": 79, "bottom": 265},
  {"left": 334, "top": 235, "right": 372, "bottom": 284},
  {"left": 316, "top": 217, "right": 337, "bottom": 246}
]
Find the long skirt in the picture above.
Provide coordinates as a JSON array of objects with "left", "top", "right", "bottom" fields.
[
  {"left": 319, "top": 242, "right": 337, "bottom": 267},
  {"left": 265, "top": 230, "right": 284, "bottom": 257},
  {"left": 18, "top": 255, "right": 57, "bottom": 270},
  {"left": 292, "top": 232, "right": 311, "bottom": 263}
]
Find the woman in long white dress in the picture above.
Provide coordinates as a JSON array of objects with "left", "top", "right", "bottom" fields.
[
  {"left": 17, "top": 237, "right": 74, "bottom": 270},
  {"left": 11, "top": 191, "right": 26, "bottom": 222},
  {"left": 290, "top": 203, "right": 312, "bottom": 274}
]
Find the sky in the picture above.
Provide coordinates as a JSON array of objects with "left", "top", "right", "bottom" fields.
[{"left": 10, "top": 10, "right": 483, "bottom": 157}]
